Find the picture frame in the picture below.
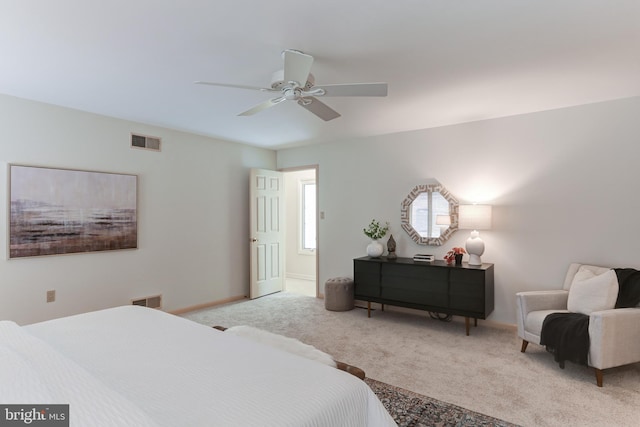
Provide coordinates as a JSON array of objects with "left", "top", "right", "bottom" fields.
[{"left": 8, "top": 164, "right": 138, "bottom": 258}]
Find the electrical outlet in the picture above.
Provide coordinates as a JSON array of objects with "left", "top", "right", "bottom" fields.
[{"left": 46, "top": 290, "right": 55, "bottom": 303}]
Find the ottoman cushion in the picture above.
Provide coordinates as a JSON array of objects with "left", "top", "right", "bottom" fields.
[{"left": 325, "top": 277, "right": 355, "bottom": 311}]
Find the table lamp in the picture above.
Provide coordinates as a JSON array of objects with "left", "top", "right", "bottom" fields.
[{"left": 458, "top": 204, "right": 492, "bottom": 266}]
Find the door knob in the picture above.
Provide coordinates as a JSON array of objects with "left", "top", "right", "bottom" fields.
[{"left": 251, "top": 238, "right": 258, "bottom": 242}]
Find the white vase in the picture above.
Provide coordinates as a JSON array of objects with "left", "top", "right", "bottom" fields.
[{"left": 366, "top": 240, "right": 384, "bottom": 257}]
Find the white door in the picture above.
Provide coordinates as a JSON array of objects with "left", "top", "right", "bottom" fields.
[{"left": 249, "top": 168, "right": 285, "bottom": 299}]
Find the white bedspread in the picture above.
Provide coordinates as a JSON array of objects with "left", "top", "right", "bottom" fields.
[
  {"left": 16, "top": 306, "right": 395, "bottom": 427},
  {"left": 0, "top": 320, "right": 159, "bottom": 426}
]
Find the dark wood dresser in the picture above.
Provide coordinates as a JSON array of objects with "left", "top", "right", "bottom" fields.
[{"left": 353, "top": 256, "right": 494, "bottom": 335}]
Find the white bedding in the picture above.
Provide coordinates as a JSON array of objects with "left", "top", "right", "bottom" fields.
[
  {"left": 6, "top": 306, "right": 396, "bottom": 427},
  {"left": 0, "top": 320, "right": 159, "bottom": 426}
]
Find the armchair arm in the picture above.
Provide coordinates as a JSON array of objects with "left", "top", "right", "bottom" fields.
[
  {"left": 516, "top": 290, "right": 569, "bottom": 314},
  {"left": 516, "top": 290, "right": 569, "bottom": 340},
  {"left": 588, "top": 308, "right": 640, "bottom": 369}
]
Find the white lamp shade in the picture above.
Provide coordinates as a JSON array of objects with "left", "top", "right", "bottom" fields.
[
  {"left": 435, "top": 215, "right": 451, "bottom": 226},
  {"left": 458, "top": 205, "right": 492, "bottom": 230}
]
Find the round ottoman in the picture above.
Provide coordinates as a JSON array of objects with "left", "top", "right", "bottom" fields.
[{"left": 324, "top": 277, "right": 355, "bottom": 311}]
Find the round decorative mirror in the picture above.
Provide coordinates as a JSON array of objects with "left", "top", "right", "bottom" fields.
[{"left": 401, "top": 183, "right": 458, "bottom": 246}]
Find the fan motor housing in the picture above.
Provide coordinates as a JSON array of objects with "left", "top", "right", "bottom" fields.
[{"left": 270, "top": 69, "right": 315, "bottom": 91}]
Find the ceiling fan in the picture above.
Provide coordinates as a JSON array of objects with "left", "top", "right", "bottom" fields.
[{"left": 195, "top": 49, "right": 387, "bottom": 121}]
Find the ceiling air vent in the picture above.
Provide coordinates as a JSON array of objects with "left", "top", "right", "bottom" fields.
[
  {"left": 131, "top": 133, "right": 161, "bottom": 152},
  {"left": 131, "top": 294, "right": 162, "bottom": 309}
]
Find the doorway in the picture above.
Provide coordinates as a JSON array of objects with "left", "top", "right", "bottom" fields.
[{"left": 283, "top": 167, "right": 318, "bottom": 297}]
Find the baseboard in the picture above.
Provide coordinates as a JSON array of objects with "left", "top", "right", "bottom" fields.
[
  {"left": 169, "top": 295, "right": 246, "bottom": 315},
  {"left": 286, "top": 273, "right": 315, "bottom": 281}
]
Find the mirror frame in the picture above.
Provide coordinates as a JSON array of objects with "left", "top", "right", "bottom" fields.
[{"left": 400, "top": 183, "right": 459, "bottom": 246}]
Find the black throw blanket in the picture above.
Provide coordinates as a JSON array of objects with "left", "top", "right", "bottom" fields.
[
  {"left": 613, "top": 268, "right": 640, "bottom": 308},
  {"left": 540, "top": 268, "right": 640, "bottom": 369},
  {"left": 540, "top": 312, "right": 589, "bottom": 368}
]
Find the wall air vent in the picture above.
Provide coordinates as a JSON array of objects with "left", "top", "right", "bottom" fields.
[
  {"left": 131, "top": 133, "right": 161, "bottom": 152},
  {"left": 131, "top": 294, "right": 162, "bottom": 309}
]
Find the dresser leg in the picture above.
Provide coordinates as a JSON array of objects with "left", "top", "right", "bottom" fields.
[
  {"left": 367, "top": 301, "right": 371, "bottom": 318},
  {"left": 465, "top": 317, "right": 470, "bottom": 336},
  {"left": 474, "top": 318, "right": 478, "bottom": 327},
  {"left": 381, "top": 304, "right": 384, "bottom": 312}
]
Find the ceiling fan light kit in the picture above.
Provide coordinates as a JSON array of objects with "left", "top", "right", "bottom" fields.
[
  {"left": 269, "top": 69, "right": 315, "bottom": 91},
  {"left": 196, "top": 49, "right": 388, "bottom": 121}
]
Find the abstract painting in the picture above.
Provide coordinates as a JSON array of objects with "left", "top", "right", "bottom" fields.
[{"left": 9, "top": 165, "right": 137, "bottom": 258}]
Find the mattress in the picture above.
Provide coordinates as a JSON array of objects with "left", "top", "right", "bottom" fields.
[{"left": 1, "top": 305, "right": 395, "bottom": 427}]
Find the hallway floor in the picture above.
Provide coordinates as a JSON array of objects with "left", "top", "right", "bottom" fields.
[{"left": 285, "top": 278, "right": 316, "bottom": 297}]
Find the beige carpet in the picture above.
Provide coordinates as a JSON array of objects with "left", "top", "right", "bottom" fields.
[{"left": 181, "top": 292, "right": 640, "bottom": 427}]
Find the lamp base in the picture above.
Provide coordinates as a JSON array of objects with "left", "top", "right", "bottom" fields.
[
  {"left": 465, "top": 231, "right": 485, "bottom": 266},
  {"left": 467, "top": 253, "right": 483, "bottom": 266}
]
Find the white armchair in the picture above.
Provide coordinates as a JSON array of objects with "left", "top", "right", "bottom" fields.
[{"left": 516, "top": 263, "right": 640, "bottom": 387}]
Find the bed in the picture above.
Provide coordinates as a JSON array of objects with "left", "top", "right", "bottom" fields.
[{"left": 1, "top": 305, "right": 395, "bottom": 426}]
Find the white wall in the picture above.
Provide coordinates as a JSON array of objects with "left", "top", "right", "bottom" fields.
[
  {"left": 284, "top": 169, "right": 316, "bottom": 280},
  {"left": 0, "top": 94, "right": 276, "bottom": 325},
  {"left": 277, "top": 96, "right": 640, "bottom": 325}
]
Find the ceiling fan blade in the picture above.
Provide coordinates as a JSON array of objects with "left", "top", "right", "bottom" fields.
[
  {"left": 283, "top": 50, "right": 314, "bottom": 87},
  {"left": 238, "top": 97, "right": 286, "bottom": 116},
  {"left": 313, "top": 82, "right": 388, "bottom": 97},
  {"left": 298, "top": 97, "right": 341, "bottom": 121},
  {"left": 195, "top": 81, "right": 277, "bottom": 92}
]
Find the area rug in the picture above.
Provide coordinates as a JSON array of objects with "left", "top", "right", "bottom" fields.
[{"left": 365, "top": 378, "right": 520, "bottom": 427}]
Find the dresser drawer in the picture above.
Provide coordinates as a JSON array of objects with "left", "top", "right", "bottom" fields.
[
  {"left": 381, "top": 264, "right": 448, "bottom": 306},
  {"left": 355, "top": 260, "right": 381, "bottom": 275},
  {"left": 381, "top": 283, "right": 448, "bottom": 307},
  {"left": 450, "top": 281, "right": 485, "bottom": 313},
  {"left": 382, "top": 263, "right": 449, "bottom": 282},
  {"left": 354, "top": 260, "right": 381, "bottom": 298},
  {"left": 450, "top": 269, "right": 486, "bottom": 284}
]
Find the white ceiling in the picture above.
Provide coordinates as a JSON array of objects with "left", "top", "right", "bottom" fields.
[{"left": 1, "top": 1, "right": 639, "bottom": 150}]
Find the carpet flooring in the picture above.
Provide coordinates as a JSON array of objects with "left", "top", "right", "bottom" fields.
[{"left": 181, "top": 292, "right": 640, "bottom": 426}]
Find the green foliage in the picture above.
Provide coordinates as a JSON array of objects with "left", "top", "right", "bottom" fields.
[{"left": 363, "top": 219, "right": 389, "bottom": 240}]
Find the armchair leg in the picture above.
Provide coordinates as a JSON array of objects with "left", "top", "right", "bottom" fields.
[
  {"left": 520, "top": 340, "right": 529, "bottom": 353},
  {"left": 594, "top": 368, "right": 603, "bottom": 387}
]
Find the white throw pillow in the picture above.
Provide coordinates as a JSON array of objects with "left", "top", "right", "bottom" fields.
[{"left": 567, "top": 268, "right": 619, "bottom": 315}]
